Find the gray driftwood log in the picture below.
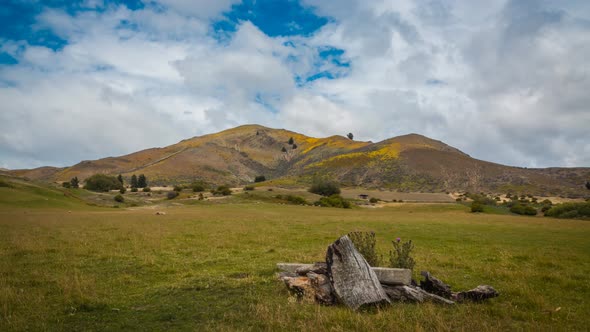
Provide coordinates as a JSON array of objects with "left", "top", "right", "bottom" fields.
[
  {"left": 420, "top": 271, "right": 453, "bottom": 298},
  {"left": 326, "top": 235, "right": 390, "bottom": 310},
  {"left": 455, "top": 285, "right": 499, "bottom": 302},
  {"left": 277, "top": 263, "right": 411, "bottom": 286}
]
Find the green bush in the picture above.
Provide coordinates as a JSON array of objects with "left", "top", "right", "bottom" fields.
[
  {"left": 70, "top": 177, "right": 79, "bottom": 188},
  {"left": 173, "top": 185, "right": 183, "bottom": 192},
  {"left": 191, "top": 182, "right": 206, "bottom": 192},
  {"left": 83, "top": 174, "right": 124, "bottom": 192},
  {"left": 348, "top": 231, "right": 380, "bottom": 266},
  {"left": 545, "top": 202, "right": 590, "bottom": 219},
  {"left": 314, "top": 194, "right": 351, "bottom": 208},
  {"left": 212, "top": 185, "right": 232, "bottom": 196},
  {"left": 369, "top": 197, "right": 379, "bottom": 203},
  {"left": 114, "top": 194, "right": 124, "bottom": 203},
  {"left": 243, "top": 185, "right": 255, "bottom": 191},
  {"left": 0, "top": 179, "right": 13, "bottom": 188},
  {"left": 167, "top": 191, "right": 179, "bottom": 199},
  {"left": 142, "top": 187, "right": 151, "bottom": 192},
  {"left": 254, "top": 175, "right": 266, "bottom": 183},
  {"left": 285, "top": 195, "right": 307, "bottom": 205},
  {"left": 131, "top": 188, "right": 138, "bottom": 192},
  {"left": 309, "top": 179, "right": 341, "bottom": 196},
  {"left": 389, "top": 238, "right": 416, "bottom": 270},
  {"left": 471, "top": 201, "right": 484, "bottom": 213},
  {"left": 119, "top": 187, "right": 126, "bottom": 194},
  {"left": 510, "top": 204, "right": 537, "bottom": 216},
  {"left": 62, "top": 182, "right": 71, "bottom": 188}
]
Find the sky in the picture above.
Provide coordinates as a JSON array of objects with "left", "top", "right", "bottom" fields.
[{"left": 1, "top": 0, "right": 589, "bottom": 170}]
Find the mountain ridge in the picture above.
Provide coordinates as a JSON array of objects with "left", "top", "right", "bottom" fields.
[{"left": 8, "top": 125, "right": 590, "bottom": 197}]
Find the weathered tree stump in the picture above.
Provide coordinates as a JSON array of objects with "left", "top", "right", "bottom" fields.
[
  {"left": 326, "top": 235, "right": 390, "bottom": 310},
  {"left": 455, "top": 285, "right": 499, "bottom": 302},
  {"left": 420, "top": 271, "right": 453, "bottom": 299}
]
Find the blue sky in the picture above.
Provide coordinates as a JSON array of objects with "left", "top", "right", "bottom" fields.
[{"left": 1, "top": 0, "right": 589, "bottom": 169}]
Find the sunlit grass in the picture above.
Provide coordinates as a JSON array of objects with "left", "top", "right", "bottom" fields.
[{"left": 1, "top": 199, "right": 589, "bottom": 331}]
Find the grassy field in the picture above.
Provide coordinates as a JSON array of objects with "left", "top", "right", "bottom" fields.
[{"left": 1, "top": 180, "right": 590, "bottom": 331}]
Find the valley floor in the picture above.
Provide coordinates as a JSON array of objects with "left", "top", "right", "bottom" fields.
[{"left": 1, "top": 202, "right": 590, "bottom": 331}]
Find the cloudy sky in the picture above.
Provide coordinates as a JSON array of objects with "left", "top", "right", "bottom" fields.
[{"left": 1, "top": 0, "right": 589, "bottom": 169}]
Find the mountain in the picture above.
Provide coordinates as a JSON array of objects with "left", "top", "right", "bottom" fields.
[{"left": 9, "top": 125, "right": 590, "bottom": 197}]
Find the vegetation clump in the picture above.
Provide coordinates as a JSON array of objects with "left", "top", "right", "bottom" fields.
[
  {"left": 314, "top": 194, "right": 351, "bottom": 208},
  {"left": 173, "top": 185, "right": 183, "bottom": 192},
  {"left": 545, "top": 202, "right": 590, "bottom": 219},
  {"left": 62, "top": 182, "right": 71, "bottom": 188},
  {"left": 0, "top": 179, "right": 13, "bottom": 188},
  {"left": 212, "top": 185, "right": 232, "bottom": 196},
  {"left": 309, "top": 178, "right": 341, "bottom": 196},
  {"left": 389, "top": 238, "right": 416, "bottom": 270},
  {"left": 142, "top": 187, "right": 151, "bottom": 192},
  {"left": 191, "top": 181, "right": 206, "bottom": 192},
  {"left": 84, "top": 174, "right": 124, "bottom": 192},
  {"left": 348, "top": 231, "right": 380, "bottom": 266},
  {"left": 254, "top": 175, "right": 266, "bottom": 183},
  {"left": 471, "top": 201, "right": 484, "bottom": 213},
  {"left": 114, "top": 194, "right": 124, "bottom": 203},
  {"left": 510, "top": 204, "right": 537, "bottom": 216},
  {"left": 167, "top": 191, "right": 179, "bottom": 199},
  {"left": 119, "top": 187, "right": 126, "bottom": 194},
  {"left": 243, "top": 185, "right": 255, "bottom": 191},
  {"left": 70, "top": 177, "right": 79, "bottom": 188},
  {"left": 369, "top": 197, "right": 379, "bottom": 204}
]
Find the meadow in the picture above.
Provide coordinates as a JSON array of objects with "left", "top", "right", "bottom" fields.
[{"left": 1, "top": 182, "right": 590, "bottom": 331}]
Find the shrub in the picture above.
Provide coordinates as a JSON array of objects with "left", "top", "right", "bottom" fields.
[
  {"left": 510, "top": 204, "right": 537, "bottom": 216},
  {"left": 471, "top": 201, "right": 484, "bottom": 213},
  {"left": 545, "top": 202, "right": 590, "bottom": 219},
  {"left": 389, "top": 238, "right": 416, "bottom": 270},
  {"left": 173, "top": 185, "right": 183, "bottom": 192},
  {"left": 369, "top": 197, "right": 379, "bottom": 204},
  {"left": 254, "top": 175, "right": 266, "bottom": 183},
  {"left": 212, "top": 185, "right": 232, "bottom": 196},
  {"left": 131, "top": 188, "right": 138, "bottom": 192},
  {"left": 285, "top": 195, "right": 307, "bottom": 205},
  {"left": 314, "top": 194, "right": 351, "bottom": 208},
  {"left": 309, "top": 179, "right": 341, "bottom": 196},
  {"left": 137, "top": 174, "right": 147, "bottom": 188},
  {"left": 0, "top": 179, "right": 13, "bottom": 188},
  {"left": 84, "top": 174, "right": 124, "bottom": 192},
  {"left": 114, "top": 194, "right": 124, "bottom": 203},
  {"left": 191, "top": 181, "right": 206, "bottom": 192},
  {"left": 70, "top": 177, "right": 79, "bottom": 188},
  {"left": 348, "top": 231, "right": 380, "bottom": 266},
  {"left": 119, "top": 187, "right": 126, "bottom": 194},
  {"left": 167, "top": 191, "right": 179, "bottom": 199},
  {"left": 130, "top": 175, "right": 138, "bottom": 188},
  {"left": 62, "top": 182, "right": 71, "bottom": 188},
  {"left": 243, "top": 185, "right": 255, "bottom": 191},
  {"left": 142, "top": 187, "right": 151, "bottom": 192}
]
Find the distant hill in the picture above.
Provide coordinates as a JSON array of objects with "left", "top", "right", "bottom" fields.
[{"left": 9, "top": 125, "right": 590, "bottom": 197}]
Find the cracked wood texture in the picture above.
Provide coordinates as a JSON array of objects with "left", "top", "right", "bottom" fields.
[{"left": 326, "top": 235, "right": 390, "bottom": 310}]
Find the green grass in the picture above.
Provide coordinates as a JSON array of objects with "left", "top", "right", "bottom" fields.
[{"left": 1, "top": 180, "right": 590, "bottom": 331}]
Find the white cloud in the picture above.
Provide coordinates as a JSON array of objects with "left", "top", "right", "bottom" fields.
[{"left": 0, "top": 0, "right": 588, "bottom": 169}]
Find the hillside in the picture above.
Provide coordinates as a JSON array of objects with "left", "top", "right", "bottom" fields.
[{"left": 9, "top": 125, "right": 590, "bottom": 197}]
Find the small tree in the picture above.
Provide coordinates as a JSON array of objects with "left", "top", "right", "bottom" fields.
[
  {"left": 347, "top": 133, "right": 354, "bottom": 140},
  {"left": 70, "top": 177, "right": 79, "bottom": 188},
  {"left": 292, "top": 144, "right": 297, "bottom": 149},
  {"left": 309, "top": 178, "right": 341, "bottom": 196},
  {"left": 254, "top": 175, "right": 266, "bottom": 183},
  {"left": 114, "top": 194, "right": 124, "bottom": 203},
  {"left": 117, "top": 174, "right": 123, "bottom": 185},
  {"left": 130, "top": 174, "right": 138, "bottom": 188},
  {"left": 137, "top": 174, "right": 147, "bottom": 188},
  {"left": 288, "top": 137, "right": 294, "bottom": 145},
  {"left": 281, "top": 147, "right": 287, "bottom": 153}
]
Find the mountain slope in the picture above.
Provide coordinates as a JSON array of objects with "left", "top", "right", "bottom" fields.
[{"left": 9, "top": 125, "right": 590, "bottom": 197}]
